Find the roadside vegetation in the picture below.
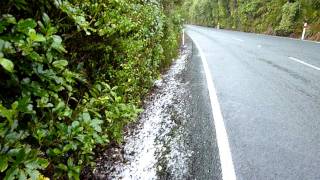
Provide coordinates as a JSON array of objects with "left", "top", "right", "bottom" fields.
[
  {"left": 0, "top": 0, "right": 182, "bottom": 179},
  {"left": 183, "top": 0, "right": 320, "bottom": 40}
]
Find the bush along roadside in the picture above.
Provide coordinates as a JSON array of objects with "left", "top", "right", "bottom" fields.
[{"left": 0, "top": 0, "right": 182, "bottom": 179}]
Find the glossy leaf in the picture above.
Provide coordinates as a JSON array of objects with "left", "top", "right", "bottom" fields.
[
  {"left": 0, "top": 155, "right": 8, "bottom": 172},
  {"left": 52, "top": 60, "right": 68, "bottom": 68},
  {"left": 0, "top": 57, "right": 14, "bottom": 72}
]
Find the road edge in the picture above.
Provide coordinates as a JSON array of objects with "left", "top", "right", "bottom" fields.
[{"left": 186, "top": 30, "right": 237, "bottom": 180}]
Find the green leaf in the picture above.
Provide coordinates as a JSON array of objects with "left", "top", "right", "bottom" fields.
[
  {"left": 47, "top": 27, "right": 58, "bottom": 36},
  {"left": 12, "top": 0, "right": 27, "bottom": 10},
  {"left": 0, "top": 14, "right": 17, "bottom": 33},
  {"left": 7, "top": 148, "right": 20, "bottom": 157},
  {"left": 16, "top": 149, "right": 27, "bottom": 163},
  {"left": 4, "top": 167, "right": 19, "bottom": 180},
  {"left": 69, "top": 166, "right": 80, "bottom": 180},
  {"left": 82, "top": 112, "right": 91, "bottom": 121},
  {"left": 0, "top": 23, "right": 5, "bottom": 33},
  {"left": 52, "top": 101, "right": 65, "bottom": 112},
  {"left": 0, "top": 104, "right": 14, "bottom": 122},
  {"left": 0, "top": 40, "right": 15, "bottom": 54},
  {"left": 91, "top": 119, "right": 103, "bottom": 132},
  {"left": 52, "top": 148, "right": 61, "bottom": 155},
  {"left": 42, "top": 13, "right": 50, "bottom": 26},
  {"left": 71, "top": 121, "right": 80, "bottom": 128},
  {"left": 34, "top": 34, "right": 45, "bottom": 42},
  {"left": 0, "top": 155, "right": 8, "bottom": 172},
  {"left": 52, "top": 60, "right": 68, "bottom": 69},
  {"left": 25, "top": 169, "right": 40, "bottom": 180},
  {"left": 67, "top": 157, "right": 74, "bottom": 167},
  {"left": 35, "top": 129, "right": 46, "bottom": 141},
  {"left": 0, "top": 57, "right": 14, "bottom": 72},
  {"left": 17, "top": 18, "right": 37, "bottom": 34},
  {"left": 18, "top": 169, "right": 27, "bottom": 180},
  {"left": 51, "top": 35, "right": 67, "bottom": 53},
  {"left": 3, "top": 14, "right": 17, "bottom": 24},
  {"left": 63, "top": 144, "right": 74, "bottom": 152},
  {"left": 36, "top": 158, "right": 49, "bottom": 169},
  {"left": 57, "top": 163, "right": 67, "bottom": 171},
  {"left": 28, "top": 29, "right": 46, "bottom": 42}
]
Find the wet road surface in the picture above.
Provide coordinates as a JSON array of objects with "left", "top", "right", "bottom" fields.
[{"left": 186, "top": 25, "right": 320, "bottom": 180}]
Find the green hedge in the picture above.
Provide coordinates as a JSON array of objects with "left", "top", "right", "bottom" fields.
[{"left": 0, "top": 0, "right": 182, "bottom": 179}]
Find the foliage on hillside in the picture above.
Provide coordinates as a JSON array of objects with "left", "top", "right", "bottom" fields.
[
  {"left": 183, "top": 0, "right": 320, "bottom": 40},
  {"left": 0, "top": 0, "right": 182, "bottom": 179}
]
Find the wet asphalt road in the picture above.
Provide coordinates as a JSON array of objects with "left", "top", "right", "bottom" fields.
[{"left": 186, "top": 25, "right": 320, "bottom": 180}]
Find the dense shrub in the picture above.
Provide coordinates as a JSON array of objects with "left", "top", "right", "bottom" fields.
[
  {"left": 275, "top": 2, "right": 300, "bottom": 36},
  {"left": 0, "top": 0, "right": 182, "bottom": 179}
]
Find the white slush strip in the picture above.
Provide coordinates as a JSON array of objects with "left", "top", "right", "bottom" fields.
[
  {"left": 288, "top": 57, "right": 320, "bottom": 71},
  {"left": 189, "top": 34, "right": 237, "bottom": 180}
]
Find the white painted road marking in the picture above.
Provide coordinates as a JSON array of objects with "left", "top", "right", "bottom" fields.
[
  {"left": 189, "top": 34, "right": 237, "bottom": 180},
  {"left": 288, "top": 57, "right": 320, "bottom": 71}
]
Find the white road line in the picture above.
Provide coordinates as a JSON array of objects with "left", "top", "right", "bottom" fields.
[
  {"left": 189, "top": 35, "right": 237, "bottom": 180},
  {"left": 232, "top": 37, "right": 244, "bottom": 42},
  {"left": 288, "top": 57, "right": 320, "bottom": 71}
]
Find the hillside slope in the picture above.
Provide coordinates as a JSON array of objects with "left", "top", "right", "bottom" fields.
[{"left": 183, "top": 0, "right": 320, "bottom": 40}]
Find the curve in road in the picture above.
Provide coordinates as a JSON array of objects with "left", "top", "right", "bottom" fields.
[{"left": 186, "top": 25, "right": 320, "bottom": 180}]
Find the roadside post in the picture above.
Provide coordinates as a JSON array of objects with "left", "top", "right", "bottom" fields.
[
  {"left": 182, "top": 29, "right": 185, "bottom": 46},
  {"left": 301, "top": 22, "right": 307, "bottom": 40}
]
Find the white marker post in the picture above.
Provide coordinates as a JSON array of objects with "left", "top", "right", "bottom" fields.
[
  {"left": 301, "top": 22, "right": 307, "bottom": 40},
  {"left": 182, "top": 29, "right": 185, "bottom": 46}
]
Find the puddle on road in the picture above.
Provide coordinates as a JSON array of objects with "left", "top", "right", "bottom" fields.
[{"left": 94, "top": 47, "right": 193, "bottom": 179}]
